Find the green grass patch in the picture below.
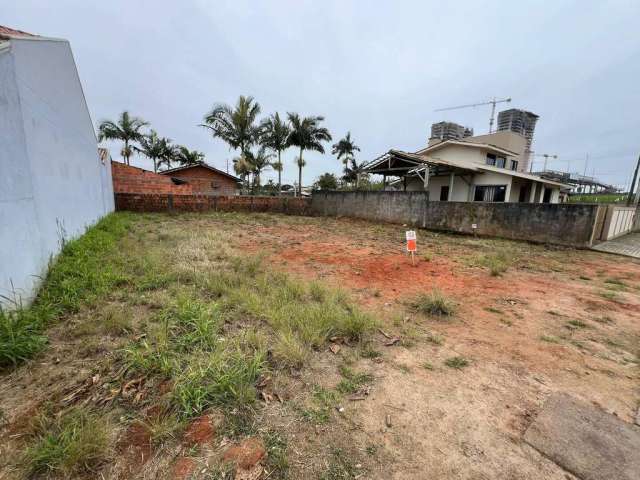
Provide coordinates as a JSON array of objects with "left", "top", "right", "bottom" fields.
[
  {"left": 1, "top": 213, "right": 134, "bottom": 369},
  {"left": 444, "top": 356, "right": 469, "bottom": 369},
  {"left": 565, "top": 319, "right": 589, "bottom": 330},
  {"left": 172, "top": 347, "right": 265, "bottom": 418},
  {"left": 300, "top": 386, "right": 339, "bottom": 424},
  {"left": 22, "top": 407, "right": 110, "bottom": 477},
  {"left": 321, "top": 447, "right": 359, "bottom": 480},
  {"left": 484, "top": 306, "right": 504, "bottom": 315},
  {"left": 409, "top": 289, "right": 456, "bottom": 317},
  {"left": 540, "top": 334, "right": 561, "bottom": 344},
  {"left": 337, "top": 366, "right": 374, "bottom": 394},
  {"left": 425, "top": 332, "right": 444, "bottom": 345}
]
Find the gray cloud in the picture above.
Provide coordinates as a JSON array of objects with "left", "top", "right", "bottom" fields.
[{"left": 4, "top": 0, "right": 639, "bottom": 188}]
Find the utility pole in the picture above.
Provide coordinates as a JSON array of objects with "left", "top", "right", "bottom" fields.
[{"left": 627, "top": 152, "right": 640, "bottom": 206}]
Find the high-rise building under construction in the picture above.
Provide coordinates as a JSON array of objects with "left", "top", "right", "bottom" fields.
[
  {"left": 430, "top": 121, "right": 473, "bottom": 141},
  {"left": 497, "top": 109, "right": 538, "bottom": 149},
  {"left": 497, "top": 109, "right": 538, "bottom": 172}
]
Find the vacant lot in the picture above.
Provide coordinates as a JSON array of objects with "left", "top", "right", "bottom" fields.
[{"left": 1, "top": 212, "right": 639, "bottom": 479}]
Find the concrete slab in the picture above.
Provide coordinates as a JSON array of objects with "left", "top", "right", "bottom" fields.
[
  {"left": 592, "top": 232, "right": 640, "bottom": 259},
  {"left": 524, "top": 393, "right": 640, "bottom": 480}
]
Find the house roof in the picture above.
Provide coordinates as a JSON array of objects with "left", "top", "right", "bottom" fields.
[
  {"left": 0, "top": 26, "right": 37, "bottom": 39},
  {"left": 159, "top": 162, "right": 242, "bottom": 183},
  {"left": 415, "top": 139, "right": 519, "bottom": 158},
  {"left": 364, "top": 149, "right": 569, "bottom": 188}
]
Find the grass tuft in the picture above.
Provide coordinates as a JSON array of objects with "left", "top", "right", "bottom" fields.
[
  {"left": 410, "top": 290, "right": 456, "bottom": 317},
  {"left": 23, "top": 407, "right": 110, "bottom": 477},
  {"left": 337, "top": 366, "right": 373, "bottom": 394},
  {"left": 444, "top": 356, "right": 469, "bottom": 369},
  {"left": 172, "top": 347, "right": 264, "bottom": 418}
]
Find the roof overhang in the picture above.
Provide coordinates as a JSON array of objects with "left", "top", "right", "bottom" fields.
[
  {"left": 364, "top": 150, "right": 570, "bottom": 188},
  {"left": 363, "top": 149, "right": 479, "bottom": 176}
]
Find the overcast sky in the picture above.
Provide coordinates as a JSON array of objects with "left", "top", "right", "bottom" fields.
[{"left": 4, "top": 1, "right": 640, "bottom": 188}]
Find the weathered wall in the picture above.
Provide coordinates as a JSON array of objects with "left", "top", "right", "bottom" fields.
[
  {"left": 115, "top": 193, "right": 311, "bottom": 215},
  {"left": 0, "top": 37, "right": 113, "bottom": 304},
  {"left": 310, "top": 191, "right": 603, "bottom": 247}
]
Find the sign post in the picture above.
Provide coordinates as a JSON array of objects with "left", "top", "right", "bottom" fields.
[{"left": 406, "top": 230, "right": 417, "bottom": 265}]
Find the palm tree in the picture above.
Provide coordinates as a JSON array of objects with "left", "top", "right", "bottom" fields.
[
  {"left": 332, "top": 132, "right": 360, "bottom": 175},
  {"left": 173, "top": 146, "right": 204, "bottom": 166},
  {"left": 233, "top": 155, "right": 253, "bottom": 193},
  {"left": 97, "top": 111, "right": 148, "bottom": 166},
  {"left": 286, "top": 113, "right": 332, "bottom": 196},
  {"left": 202, "top": 95, "right": 261, "bottom": 190},
  {"left": 202, "top": 95, "right": 260, "bottom": 156},
  {"left": 260, "top": 112, "right": 290, "bottom": 193},
  {"left": 342, "top": 158, "right": 365, "bottom": 189},
  {"left": 135, "top": 130, "right": 174, "bottom": 173},
  {"left": 248, "top": 147, "right": 273, "bottom": 192}
]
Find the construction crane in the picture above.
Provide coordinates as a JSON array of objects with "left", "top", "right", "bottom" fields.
[
  {"left": 435, "top": 97, "right": 512, "bottom": 133},
  {"left": 531, "top": 153, "right": 558, "bottom": 172}
]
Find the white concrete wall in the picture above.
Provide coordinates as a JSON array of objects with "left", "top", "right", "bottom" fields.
[{"left": 0, "top": 37, "right": 113, "bottom": 305}]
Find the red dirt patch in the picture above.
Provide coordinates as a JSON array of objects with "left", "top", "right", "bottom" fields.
[
  {"left": 173, "top": 456, "right": 197, "bottom": 479},
  {"left": 118, "top": 422, "right": 153, "bottom": 474},
  {"left": 223, "top": 437, "right": 266, "bottom": 470},
  {"left": 183, "top": 414, "right": 215, "bottom": 446}
]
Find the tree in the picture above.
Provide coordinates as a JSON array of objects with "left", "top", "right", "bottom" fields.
[
  {"left": 314, "top": 173, "right": 338, "bottom": 191},
  {"left": 260, "top": 112, "right": 290, "bottom": 193},
  {"left": 201, "top": 96, "right": 261, "bottom": 187},
  {"left": 247, "top": 147, "right": 273, "bottom": 191},
  {"left": 173, "top": 146, "right": 204, "bottom": 166},
  {"left": 97, "top": 111, "right": 148, "bottom": 166},
  {"left": 286, "top": 113, "right": 332, "bottom": 196},
  {"left": 135, "top": 130, "right": 174, "bottom": 173},
  {"left": 332, "top": 132, "right": 360, "bottom": 174},
  {"left": 342, "top": 158, "right": 366, "bottom": 189}
]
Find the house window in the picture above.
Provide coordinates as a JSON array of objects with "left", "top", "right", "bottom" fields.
[
  {"left": 440, "top": 186, "right": 450, "bottom": 201},
  {"left": 486, "top": 154, "right": 496, "bottom": 166},
  {"left": 473, "top": 185, "right": 507, "bottom": 202},
  {"left": 511, "top": 160, "right": 518, "bottom": 171},
  {"left": 496, "top": 156, "right": 506, "bottom": 168}
]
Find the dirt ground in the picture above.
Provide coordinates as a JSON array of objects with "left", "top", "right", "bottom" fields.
[
  {"left": 241, "top": 215, "right": 640, "bottom": 479},
  {"left": 1, "top": 212, "right": 639, "bottom": 480}
]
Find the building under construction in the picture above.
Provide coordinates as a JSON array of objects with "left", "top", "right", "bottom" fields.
[
  {"left": 497, "top": 109, "right": 538, "bottom": 149},
  {"left": 430, "top": 121, "right": 473, "bottom": 141}
]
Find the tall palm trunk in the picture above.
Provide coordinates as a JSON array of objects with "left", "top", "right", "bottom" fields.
[
  {"left": 277, "top": 150, "right": 282, "bottom": 196},
  {"left": 297, "top": 147, "right": 303, "bottom": 197},
  {"left": 125, "top": 139, "right": 130, "bottom": 165}
]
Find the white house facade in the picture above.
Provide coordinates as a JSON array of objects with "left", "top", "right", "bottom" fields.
[
  {"left": 365, "top": 137, "right": 566, "bottom": 204},
  {"left": 0, "top": 26, "right": 114, "bottom": 304}
]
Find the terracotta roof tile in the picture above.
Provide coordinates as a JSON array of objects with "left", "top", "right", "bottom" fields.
[{"left": 0, "top": 25, "right": 37, "bottom": 39}]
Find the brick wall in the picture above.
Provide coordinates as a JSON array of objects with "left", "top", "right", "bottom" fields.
[
  {"left": 112, "top": 161, "right": 194, "bottom": 195},
  {"left": 115, "top": 192, "right": 311, "bottom": 215},
  {"left": 163, "top": 166, "right": 239, "bottom": 195}
]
